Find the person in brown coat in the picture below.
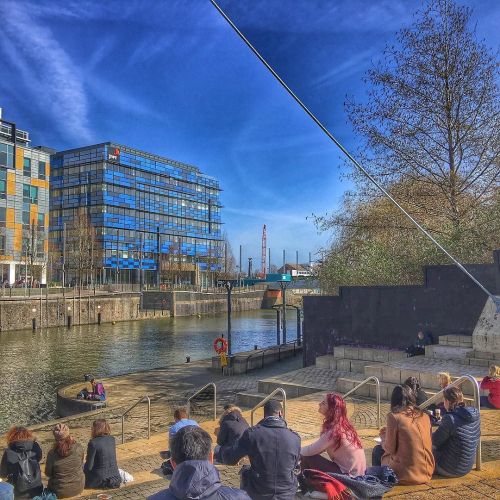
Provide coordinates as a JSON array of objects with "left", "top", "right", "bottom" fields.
[
  {"left": 372, "top": 385, "right": 434, "bottom": 485},
  {"left": 45, "top": 424, "right": 85, "bottom": 498}
]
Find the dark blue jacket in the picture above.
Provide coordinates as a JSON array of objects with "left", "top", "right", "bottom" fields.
[
  {"left": 220, "top": 416, "right": 301, "bottom": 500},
  {"left": 217, "top": 410, "right": 249, "bottom": 448},
  {"left": 147, "top": 460, "right": 250, "bottom": 500},
  {"left": 84, "top": 435, "right": 121, "bottom": 488},
  {"left": 432, "top": 405, "right": 480, "bottom": 477}
]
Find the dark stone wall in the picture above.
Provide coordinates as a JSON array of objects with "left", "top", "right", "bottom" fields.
[{"left": 303, "top": 250, "right": 500, "bottom": 366}]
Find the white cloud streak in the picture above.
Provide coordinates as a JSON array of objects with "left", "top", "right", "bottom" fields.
[{"left": 0, "top": 0, "right": 92, "bottom": 142}]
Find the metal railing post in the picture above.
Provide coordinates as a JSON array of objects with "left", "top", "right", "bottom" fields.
[
  {"left": 343, "top": 376, "right": 381, "bottom": 429},
  {"left": 187, "top": 383, "right": 217, "bottom": 422},
  {"left": 120, "top": 395, "right": 151, "bottom": 445}
]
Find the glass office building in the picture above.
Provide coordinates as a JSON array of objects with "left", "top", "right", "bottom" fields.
[
  {"left": 50, "top": 142, "right": 223, "bottom": 285},
  {"left": 0, "top": 108, "right": 50, "bottom": 285}
]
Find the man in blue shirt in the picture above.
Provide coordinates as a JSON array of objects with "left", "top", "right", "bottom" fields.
[
  {"left": 169, "top": 407, "right": 199, "bottom": 443},
  {"left": 160, "top": 407, "right": 199, "bottom": 474}
]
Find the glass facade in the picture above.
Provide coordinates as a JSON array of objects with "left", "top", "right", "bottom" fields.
[{"left": 50, "top": 142, "right": 223, "bottom": 285}]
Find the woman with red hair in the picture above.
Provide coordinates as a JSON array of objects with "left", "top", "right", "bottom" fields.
[
  {"left": 0, "top": 426, "right": 43, "bottom": 498},
  {"left": 300, "top": 393, "right": 366, "bottom": 475}
]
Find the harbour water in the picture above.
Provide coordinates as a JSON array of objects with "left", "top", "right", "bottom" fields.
[{"left": 0, "top": 309, "right": 295, "bottom": 432}]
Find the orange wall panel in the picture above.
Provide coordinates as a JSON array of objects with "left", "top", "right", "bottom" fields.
[
  {"left": 6, "top": 208, "right": 15, "bottom": 229},
  {"left": 31, "top": 178, "right": 48, "bottom": 189},
  {"left": 15, "top": 147, "right": 24, "bottom": 170},
  {"left": 14, "top": 225, "right": 23, "bottom": 252}
]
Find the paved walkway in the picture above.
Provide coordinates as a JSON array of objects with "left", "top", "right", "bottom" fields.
[
  {"left": 69, "top": 394, "right": 499, "bottom": 499},
  {"left": 16, "top": 357, "right": 499, "bottom": 498}
]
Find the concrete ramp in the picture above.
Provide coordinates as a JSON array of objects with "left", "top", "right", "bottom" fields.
[{"left": 472, "top": 296, "right": 500, "bottom": 353}]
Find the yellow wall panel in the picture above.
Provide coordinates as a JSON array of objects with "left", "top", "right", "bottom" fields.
[
  {"left": 45, "top": 214, "right": 49, "bottom": 227},
  {"left": 6, "top": 208, "right": 15, "bottom": 228},
  {"left": 44, "top": 240, "right": 48, "bottom": 253},
  {"left": 31, "top": 178, "right": 48, "bottom": 189},
  {"left": 15, "top": 147, "right": 24, "bottom": 170}
]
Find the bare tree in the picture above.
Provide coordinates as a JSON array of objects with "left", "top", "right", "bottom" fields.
[
  {"left": 346, "top": 0, "right": 498, "bottom": 232},
  {"left": 318, "top": 0, "right": 499, "bottom": 288},
  {"left": 66, "top": 208, "right": 101, "bottom": 287}
]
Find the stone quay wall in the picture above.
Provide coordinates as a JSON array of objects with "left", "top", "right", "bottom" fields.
[
  {"left": 0, "top": 293, "right": 160, "bottom": 332},
  {"left": 142, "top": 289, "right": 266, "bottom": 316}
]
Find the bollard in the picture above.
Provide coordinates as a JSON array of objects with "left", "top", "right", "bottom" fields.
[
  {"left": 67, "top": 315, "right": 72, "bottom": 328},
  {"left": 32, "top": 318, "right": 36, "bottom": 331},
  {"left": 97, "top": 312, "right": 102, "bottom": 325},
  {"left": 186, "top": 356, "right": 191, "bottom": 363}
]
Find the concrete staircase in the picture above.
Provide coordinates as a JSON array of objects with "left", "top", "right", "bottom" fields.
[{"left": 238, "top": 335, "right": 491, "bottom": 407}]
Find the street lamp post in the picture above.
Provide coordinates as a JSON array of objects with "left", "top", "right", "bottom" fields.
[
  {"left": 67, "top": 306, "right": 72, "bottom": 329},
  {"left": 97, "top": 304, "right": 101, "bottom": 325},
  {"left": 279, "top": 281, "right": 288, "bottom": 344},
  {"left": 32, "top": 307, "right": 37, "bottom": 331},
  {"left": 217, "top": 279, "right": 238, "bottom": 357}
]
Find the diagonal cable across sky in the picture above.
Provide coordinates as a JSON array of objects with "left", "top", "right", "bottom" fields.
[{"left": 209, "top": 0, "right": 499, "bottom": 309}]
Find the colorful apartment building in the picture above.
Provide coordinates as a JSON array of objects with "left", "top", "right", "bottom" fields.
[{"left": 0, "top": 108, "right": 50, "bottom": 285}]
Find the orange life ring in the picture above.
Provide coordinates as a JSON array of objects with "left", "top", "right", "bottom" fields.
[{"left": 213, "top": 337, "right": 228, "bottom": 354}]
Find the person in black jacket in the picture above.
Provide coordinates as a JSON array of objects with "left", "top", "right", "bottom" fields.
[
  {"left": 403, "top": 376, "right": 429, "bottom": 407},
  {"left": 216, "top": 405, "right": 249, "bottom": 464},
  {"left": 217, "top": 399, "right": 301, "bottom": 500},
  {"left": 148, "top": 425, "right": 250, "bottom": 500},
  {"left": 84, "top": 419, "right": 121, "bottom": 489},
  {"left": 432, "top": 386, "right": 480, "bottom": 477},
  {"left": 0, "top": 426, "right": 43, "bottom": 499}
]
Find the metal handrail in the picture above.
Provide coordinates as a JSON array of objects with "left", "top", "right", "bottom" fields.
[
  {"left": 187, "top": 383, "right": 217, "bottom": 421},
  {"left": 418, "top": 374, "right": 481, "bottom": 470},
  {"left": 121, "top": 395, "right": 151, "bottom": 444},
  {"left": 250, "top": 387, "right": 287, "bottom": 425},
  {"left": 343, "top": 376, "right": 381, "bottom": 428}
]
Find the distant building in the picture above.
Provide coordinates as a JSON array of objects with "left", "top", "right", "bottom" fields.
[
  {"left": 49, "top": 142, "right": 223, "bottom": 286},
  {"left": 277, "top": 263, "right": 313, "bottom": 278},
  {"left": 0, "top": 108, "right": 49, "bottom": 285}
]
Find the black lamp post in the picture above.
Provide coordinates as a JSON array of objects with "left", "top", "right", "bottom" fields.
[
  {"left": 278, "top": 280, "right": 289, "bottom": 344},
  {"left": 217, "top": 279, "right": 238, "bottom": 356}
]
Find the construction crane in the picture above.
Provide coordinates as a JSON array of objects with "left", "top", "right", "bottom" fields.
[{"left": 261, "top": 224, "right": 267, "bottom": 277}]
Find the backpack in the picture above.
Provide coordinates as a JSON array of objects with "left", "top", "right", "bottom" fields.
[
  {"left": 95, "top": 382, "right": 106, "bottom": 400},
  {"left": 15, "top": 450, "right": 42, "bottom": 493}
]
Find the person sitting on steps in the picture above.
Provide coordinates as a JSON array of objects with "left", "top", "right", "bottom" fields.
[
  {"left": 215, "top": 405, "right": 249, "bottom": 465},
  {"left": 300, "top": 393, "right": 366, "bottom": 476},
  {"left": 405, "top": 330, "right": 431, "bottom": 357},
  {"left": 0, "top": 427, "right": 43, "bottom": 499},
  {"left": 432, "top": 386, "right": 480, "bottom": 477},
  {"left": 217, "top": 399, "right": 301, "bottom": 500},
  {"left": 84, "top": 419, "right": 121, "bottom": 489},
  {"left": 480, "top": 365, "right": 500, "bottom": 409},
  {"left": 372, "top": 385, "right": 434, "bottom": 485},
  {"left": 161, "top": 407, "right": 199, "bottom": 475},
  {"left": 45, "top": 423, "right": 85, "bottom": 498},
  {"left": 403, "top": 376, "right": 429, "bottom": 407},
  {"left": 148, "top": 425, "right": 250, "bottom": 500}
]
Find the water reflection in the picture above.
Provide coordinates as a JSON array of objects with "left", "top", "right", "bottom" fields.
[{"left": 0, "top": 309, "right": 295, "bottom": 432}]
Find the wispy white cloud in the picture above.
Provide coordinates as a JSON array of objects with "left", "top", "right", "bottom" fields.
[
  {"left": 311, "top": 48, "right": 378, "bottom": 89},
  {"left": 0, "top": 0, "right": 92, "bottom": 142}
]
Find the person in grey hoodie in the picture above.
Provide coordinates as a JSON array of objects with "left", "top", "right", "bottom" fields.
[
  {"left": 148, "top": 425, "right": 250, "bottom": 500},
  {"left": 432, "top": 386, "right": 480, "bottom": 477}
]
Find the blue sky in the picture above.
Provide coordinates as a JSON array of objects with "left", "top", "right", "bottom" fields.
[{"left": 0, "top": 0, "right": 498, "bottom": 268}]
